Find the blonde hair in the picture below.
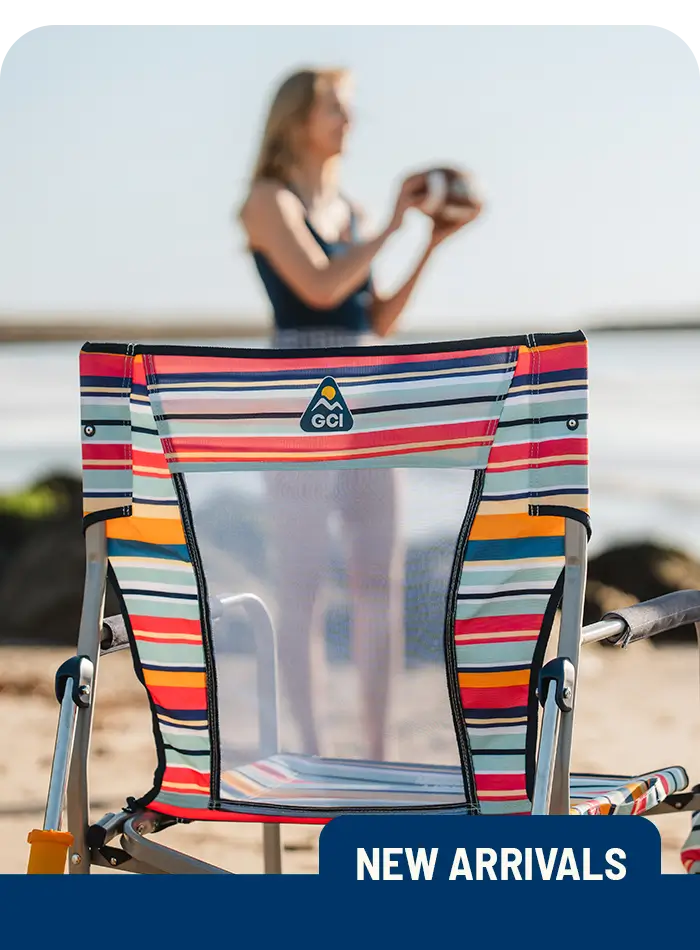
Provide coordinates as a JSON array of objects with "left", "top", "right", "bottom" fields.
[{"left": 250, "top": 67, "right": 349, "bottom": 184}]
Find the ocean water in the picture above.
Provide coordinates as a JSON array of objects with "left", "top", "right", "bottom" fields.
[{"left": 1, "top": 330, "right": 699, "bottom": 558}]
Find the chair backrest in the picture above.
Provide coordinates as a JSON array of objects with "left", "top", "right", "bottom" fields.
[{"left": 80, "top": 331, "right": 589, "bottom": 820}]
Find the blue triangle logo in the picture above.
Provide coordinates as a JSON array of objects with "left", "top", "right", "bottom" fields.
[{"left": 300, "top": 377, "right": 354, "bottom": 432}]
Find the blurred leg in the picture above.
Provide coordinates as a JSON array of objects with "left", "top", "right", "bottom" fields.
[
  {"left": 340, "top": 468, "right": 405, "bottom": 761},
  {"left": 265, "top": 470, "right": 333, "bottom": 755}
]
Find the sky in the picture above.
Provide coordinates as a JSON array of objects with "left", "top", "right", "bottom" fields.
[{"left": 0, "top": 25, "right": 699, "bottom": 333}]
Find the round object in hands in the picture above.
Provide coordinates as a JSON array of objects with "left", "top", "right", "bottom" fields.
[{"left": 419, "top": 167, "right": 481, "bottom": 223}]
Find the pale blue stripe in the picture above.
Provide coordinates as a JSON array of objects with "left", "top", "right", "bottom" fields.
[
  {"left": 456, "top": 640, "right": 537, "bottom": 666},
  {"left": 122, "top": 595, "right": 202, "bottom": 620}
]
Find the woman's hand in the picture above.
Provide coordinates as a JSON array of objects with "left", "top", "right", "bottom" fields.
[
  {"left": 428, "top": 201, "right": 483, "bottom": 249},
  {"left": 386, "top": 172, "right": 428, "bottom": 234}
]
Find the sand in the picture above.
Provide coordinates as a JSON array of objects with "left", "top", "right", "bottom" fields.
[{"left": 1, "top": 639, "right": 697, "bottom": 875}]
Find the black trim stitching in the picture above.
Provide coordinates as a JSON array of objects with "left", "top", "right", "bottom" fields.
[
  {"left": 82, "top": 506, "right": 133, "bottom": 532},
  {"left": 529, "top": 505, "right": 592, "bottom": 540},
  {"left": 80, "top": 330, "right": 586, "bottom": 360},
  {"left": 105, "top": 563, "right": 166, "bottom": 810},
  {"left": 213, "top": 800, "right": 476, "bottom": 818},
  {"left": 443, "top": 468, "right": 486, "bottom": 814},
  {"left": 172, "top": 472, "right": 221, "bottom": 810},
  {"left": 524, "top": 571, "right": 565, "bottom": 803}
]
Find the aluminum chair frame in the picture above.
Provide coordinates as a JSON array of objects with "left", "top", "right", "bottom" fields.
[{"left": 34, "top": 517, "right": 700, "bottom": 875}]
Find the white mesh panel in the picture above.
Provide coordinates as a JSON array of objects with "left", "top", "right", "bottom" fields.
[{"left": 185, "top": 467, "right": 475, "bottom": 809}]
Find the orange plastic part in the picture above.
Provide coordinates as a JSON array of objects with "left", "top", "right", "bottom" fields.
[{"left": 26, "top": 829, "right": 75, "bottom": 874}]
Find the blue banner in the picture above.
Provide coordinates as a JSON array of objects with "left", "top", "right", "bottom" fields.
[
  {"left": 319, "top": 814, "right": 661, "bottom": 883},
  {"left": 2, "top": 816, "right": 695, "bottom": 948}
]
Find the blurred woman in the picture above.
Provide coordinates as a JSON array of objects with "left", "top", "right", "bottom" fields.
[{"left": 238, "top": 67, "right": 481, "bottom": 760}]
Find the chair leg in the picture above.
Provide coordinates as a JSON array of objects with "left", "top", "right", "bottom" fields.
[
  {"left": 263, "top": 823, "right": 282, "bottom": 874},
  {"left": 549, "top": 518, "right": 587, "bottom": 814},
  {"left": 532, "top": 658, "right": 576, "bottom": 815},
  {"left": 26, "top": 678, "right": 82, "bottom": 873},
  {"left": 67, "top": 523, "right": 107, "bottom": 873}
]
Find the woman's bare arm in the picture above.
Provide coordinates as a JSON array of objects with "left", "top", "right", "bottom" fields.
[
  {"left": 356, "top": 200, "right": 483, "bottom": 338},
  {"left": 241, "top": 180, "right": 417, "bottom": 311},
  {"left": 370, "top": 246, "right": 434, "bottom": 337},
  {"left": 351, "top": 204, "right": 434, "bottom": 338}
]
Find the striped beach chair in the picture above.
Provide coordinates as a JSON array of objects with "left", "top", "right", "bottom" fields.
[{"left": 27, "top": 331, "right": 700, "bottom": 874}]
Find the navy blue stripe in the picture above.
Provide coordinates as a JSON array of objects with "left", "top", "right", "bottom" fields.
[
  {"left": 107, "top": 538, "right": 190, "bottom": 561},
  {"left": 481, "top": 488, "right": 588, "bottom": 502},
  {"left": 458, "top": 588, "right": 551, "bottom": 600},
  {"left": 81, "top": 420, "right": 130, "bottom": 428},
  {"left": 120, "top": 589, "right": 198, "bottom": 601},
  {"left": 142, "top": 665, "right": 205, "bottom": 674},
  {"left": 512, "top": 368, "right": 587, "bottom": 385},
  {"left": 155, "top": 706, "right": 207, "bottom": 721},
  {"left": 497, "top": 412, "right": 587, "bottom": 429},
  {"left": 81, "top": 375, "right": 130, "bottom": 388},
  {"left": 163, "top": 744, "right": 210, "bottom": 756},
  {"left": 465, "top": 535, "right": 565, "bottom": 561},
  {"left": 131, "top": 497, "right": 179, "bottom": 507},
  {"left": 459, "top": 663, "right": 530, "bottom": 674},
  {"left": 463, "top": 706, "right": 529, "bottom": 719}
]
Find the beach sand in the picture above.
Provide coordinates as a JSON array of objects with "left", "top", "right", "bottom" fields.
[{"left": 1, "top": 639, "right": 697, "bottom": 874}]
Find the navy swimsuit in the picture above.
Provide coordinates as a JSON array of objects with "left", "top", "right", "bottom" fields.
[{"left": 252, "top": 196, "right": 373, "bottom": 345}]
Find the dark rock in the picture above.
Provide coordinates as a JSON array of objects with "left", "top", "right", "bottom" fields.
[
  {"left": 0, "top": 473, "right": 119, "bottom": 646},
  {"left": 584, "top": 541, "right": 700, "bottom": 644}
]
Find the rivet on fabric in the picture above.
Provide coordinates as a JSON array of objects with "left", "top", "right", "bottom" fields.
[
  {"left": 566, "top": 418, "right": 579, "bottom": 431},
  {"left": 83, "top": 424, "right": 96, "bottom": 437}
]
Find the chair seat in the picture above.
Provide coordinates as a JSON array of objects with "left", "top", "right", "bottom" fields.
[
  {"left": 218, "top": 753, "right": 687, "bottom": 814},
  {"left": 569, "top": 767, "right": 688, "bottom": 815}
]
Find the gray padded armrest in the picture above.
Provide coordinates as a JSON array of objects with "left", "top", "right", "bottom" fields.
[
  {"left": 100, "top": 614, "right": 130, "bottom": 654},
  {"left": 601, "top": 590, "right": 700, "bottom": 645}
]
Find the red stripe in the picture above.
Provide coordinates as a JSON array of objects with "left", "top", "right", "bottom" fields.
[
  {"left": 168, "top": 418, "right": 494, "bottom": 454},
  {"left": 131, "top": 448, "right": 170, "bottom": 474},
  {"left": 455, "top": 615, "right": 543, "bottom": 635},
  {"left": 475, "top": 773, "right": 527, "bottom": 792},
  {"left": 128, "top": 615, "right": 201, "bottom": 635},
  {"left": 169, "top": 440, "right": 489, "bottom": 465},
  {"left": 460, "top": 684, "right": 529, "bottom": 709},
  {"left": 531, "top": 343, "right": 587, "bottom": 373},
  {"left": 511, "top": 343, "right": 587, "bottom": 377},
  {"left": 82, "top": 443, "right": 131, "bottom": 460},
  {"left": 81, "top": 352, "right": 133, "bottom": 379},
  {"left": 148, "top": 686, "right": 208, "bottom": 710},
  {"left": 162, "top": 766, "right": 210, "bottom": 788},
  {"left": 488, "top": 438, "right": 586, "bottom": 464}
]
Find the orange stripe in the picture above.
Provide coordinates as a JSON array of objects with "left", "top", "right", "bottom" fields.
[
  {"left": 143, "top": 670, "right": 206, "bottom": 688},
  {"left": 458, "top": 669, "right": 530, "bottom": 687},
  {"left": 106, "top": 516, "right": 186, "bottom": 544},
  {"left": 469, "top": 512, "right": 564, "bottom": 540}
]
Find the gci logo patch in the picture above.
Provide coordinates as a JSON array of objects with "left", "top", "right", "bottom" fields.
[{"left": 300, "top": 377, "right": 354, "bottom": 432}]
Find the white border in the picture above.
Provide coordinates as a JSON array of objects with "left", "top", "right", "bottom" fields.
[{"left": 0, "top": 2, "right": 699, "bottom": 75}]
